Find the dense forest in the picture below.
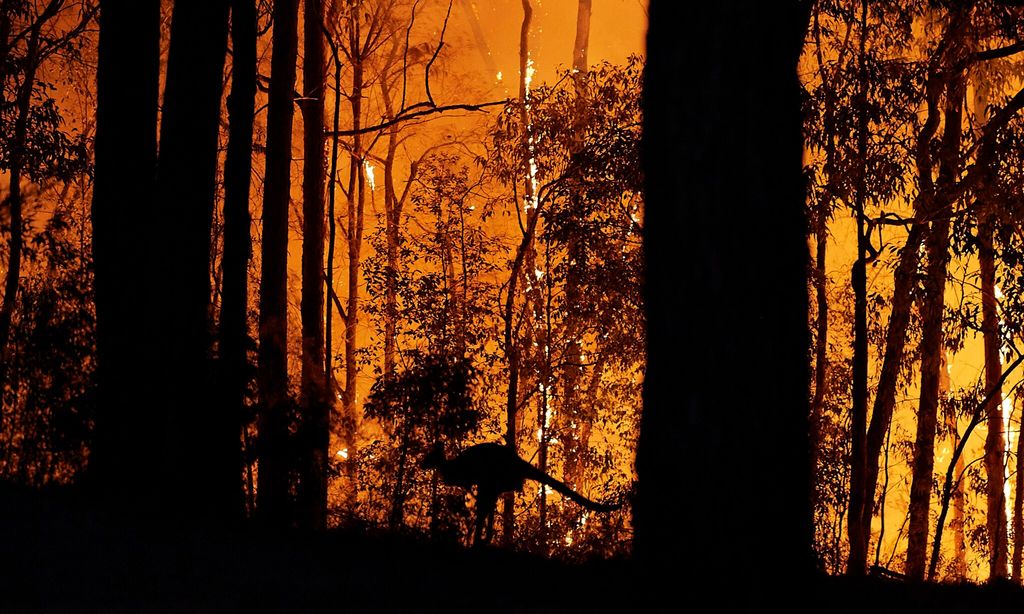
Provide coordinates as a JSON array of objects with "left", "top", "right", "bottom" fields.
[
  {"left": 805, "top": 0, "right": 1024, "bottom": 584},
  {"left": 16, "top": 0, "right": 1024, "bottom": 609},
  {"left": 0, "top": 0, "right": 646, "bottom": 558}
]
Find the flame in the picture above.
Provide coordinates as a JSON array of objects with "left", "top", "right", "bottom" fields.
[
  {"left": 364, "top": 161, "right": 376, "bottom": 191},
  {"left": 336, "top": 448, "right": 349, "bottom": 460}
]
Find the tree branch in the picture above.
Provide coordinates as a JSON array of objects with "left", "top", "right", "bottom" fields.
[
  {"left": 927, "top": 352, "right": 1024, "bottom": 580},
  {"left": 325, "top": 99, "right": 510, "bottom": 136}
]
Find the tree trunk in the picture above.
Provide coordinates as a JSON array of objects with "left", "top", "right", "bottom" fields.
[
  {"left": 341, "top": 43, "right": 364, "bottom": 501},
  {"left": 571, "top": 0, "right": 591, "bottom": 72},
  {"left": 154, "top": 0, "right": 231, "bottom": 527},
  {"left": 257, "top": 0, "right": 299, "bottom": 529},
  {"left": 299, "top": 0, "right": 329, "bottom": 532},
  {"left": 89, "top": 0, "right": 161, "bottom": 514},
  {"left": 220, "top": 0, "right": 257, "bottom": 522},
  {"left": 980, "top": 217, "right": 1009, "bottom": 580},
  {"left": 0, "top": 24, "right": 40, "bottom": 414},
  {"left": 906, "top": 70, "right": 964, "bottom": 581},
  {"left": 500, "top": 0, "right": 535, "bottom": 546},
  {"left": 560, "top": 0, "right": 592, "bottom": 490},
  {"left": 638, "top": 0, "right": 811, "bottom": 604},
  {"left": 943, "top": 351, "right": 967, "bottom": 580},
  {"left": 326, "top": 33, "right": 342, "bottom": 417},
  {"left": 859, "top": 50, "right": 949, "bottom": 562},
  {"left": 379, "top": 69, "right": 402, "bottom": 377},
  {"left": 1013, "top": 393, "right": 1024, "bottom": 582},
  {"left": 809, "top": 222, "right": 827, "bottom": 526},
  {"left": 846, "top": 0, "right": 870, "bottom": 575}
]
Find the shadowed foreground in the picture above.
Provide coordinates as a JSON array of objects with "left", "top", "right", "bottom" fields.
[{"left": 3, "top": 489, "right": 1024, "bottom": 611}]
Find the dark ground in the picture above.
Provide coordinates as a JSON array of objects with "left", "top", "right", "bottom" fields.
[{"left": 4, "top": 487, "right": 1024, "bottom": 612}]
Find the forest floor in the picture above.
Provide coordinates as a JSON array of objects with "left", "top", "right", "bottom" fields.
[{"left": 4, "top": 487, "right": 1024, "bottom": 612}]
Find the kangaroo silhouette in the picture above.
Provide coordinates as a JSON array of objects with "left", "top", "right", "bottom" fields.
[{"left": 422, "top": 442, "right": 620, "bottom": 546}]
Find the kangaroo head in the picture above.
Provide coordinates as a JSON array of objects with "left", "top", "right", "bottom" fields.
[{"left": 420, "top": 442, "right": 446, "bottom": 470}]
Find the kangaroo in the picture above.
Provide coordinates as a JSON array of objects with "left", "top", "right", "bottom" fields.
[{"left": 421, "top": 442, "right": 620, "bottom": 546}]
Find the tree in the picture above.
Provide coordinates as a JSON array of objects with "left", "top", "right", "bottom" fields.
[
  {"left": 257, "top": 0, "right": 300, "bottom": 528},
  {"left": 89, "top": 0, "right": 161, "bottom": 515},
  {"left": 0, "top": 0, "right": 92, "bottom": 438},
  {"left": 488, "top": 58, "right": 644, "bottom": 553},
  {"left": 638, "top": 0, "right": 812, "bottom": 605},
  {"left": 153, "top": 0, "right": 232, "bottom": 526},
  {"left": 972, "top": 83, "right": 1010, "bottom": 582},
  {"left": 906, "top": 49, "right": 966, "bottom": 582},
  {"left": 219, "top": 0, "right": 258, "bottom": 521},
  {"left": 363, "top": 353, "right": 481, "bottom": 536},
  {"left": 299, "top": 0, "right": 330, "bottom": 531},
  {"left": 846, "top": 0, "right": 871, "bottom": 574}
]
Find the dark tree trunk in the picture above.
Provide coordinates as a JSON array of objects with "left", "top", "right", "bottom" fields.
[
  {"left": 498, "top": 0, "right": 536, "bottom": 548},
  {"left": 1014, "top": 393, "right": 1024, "bottom": 582},
  {"left": 942, "top": 356, "right": 967, "bottom": 580},
  {"left": 809, "top": 223, "right": 827, "bottom": 528},
  {"left": 299, "top": 0, "right": 329, "bottom": 531},
  {"left": 326, "top": 34, "right": 342, "bottom": 422},
  {"left": 859, "top": 18, "right": 956, "bottom": 558},
  {"left": 846, "top": 0, "right": 870, "bottom": 575},
  {"left": 154, "top": 0, "right": 231, "bottom": 527},
  {"left": 220, "top": 0, "right": 257, "bottom": 522},
  {"left": 89, "top": 0, "right": 161, "bottom": 517},
  {"left": 980, "top": 218, "right": 1009, "bottom": 580},
  {"left": 378, "top": 70, "right": 402, "bottom": 378},
  {"left": 257, "top": 0, "right": 299, "bottom": 529},
  {"left": 341, "top": 46, "right": 364, "bottom": 507},
  {"left": 638, "top": 0, "right": 812, "bottom": 605},
  {"left": 0, "top": 24, "right": 40, "bottom": 413},
  {"left": 859, "top": 68, "right": 943, "bottom": 564},
  {"left": 906, "top": 70, "right": 964, "bottom": 582},
  {"left": 561, "top": 0, "right": 592, "bottom": 490},
  {"left": 339, "top": 4, "right": 368, "bottom": 466}
]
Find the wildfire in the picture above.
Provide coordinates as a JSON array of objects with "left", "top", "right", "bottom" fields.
[{"left": 364, "top": 161, "right": 376, "bottom": 191}]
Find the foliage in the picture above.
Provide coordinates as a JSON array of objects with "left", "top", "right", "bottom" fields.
[
  {"left": 1, "top": 206, "right": 94, "bottom": 484},
  {"left": 361, "top": 351, "right": 482, "bottom": 536}
]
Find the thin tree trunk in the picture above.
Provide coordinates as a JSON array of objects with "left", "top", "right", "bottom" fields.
[
  {"left": 1013, "top": 393, "right": 1024, "bottom": 582},
  {"left": 980, "top": 216, "right": 1009, "bottom": 580},
  {"left": 342, "top": 44, "right": 364, "bottom": 498},
  {"left": 860, "top": 56, "right": 947, "bottom": 566},
  {"left": 500, "top": 0, "right": 535, "bottom": 546},
  {"left": 300, "top": 0, "right": 329, "bottom": 531},
  {"left": 906, "top": 69, "right": 964, "bottom": 582},
  {"left": 379, "top": 69, "right": 402, "bottom": 377},
  {"left": 810, "top": 225, "right": 827, "bottom": 518},
  {"left": 257, "top": 0, "right": 300, "bottom": 529},
  {"left": 808, "top": 8, "right": 833, "bottom": 532},
  {"left": 941, "top": 350, "right": 966, "bottom": 580},
  {"left": 220, "top": 0, "right": 257, "bottom": 522},
  {"left": 0, "top": 25, "right": 40, "bottom": 413},
  {"left": 846, "top": 0, "right": 869, "bottom": 576},
  {"left": 561, "top": 0, "right": 592, "bottom": 490},
  {"left": 326, "top": 31, "right": 342, "bottom": 414}
]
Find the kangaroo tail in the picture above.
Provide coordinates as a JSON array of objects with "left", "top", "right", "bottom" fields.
[{"left": 521, "top": 461, "right": 621, "bottom": 512}]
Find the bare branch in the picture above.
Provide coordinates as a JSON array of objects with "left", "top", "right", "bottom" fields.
[
  {"left": 325, "top": 99, "right": 510, "bottom": 136},
  {"left": 424, "top": 0, "right": 453, "bottom": 107}
]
